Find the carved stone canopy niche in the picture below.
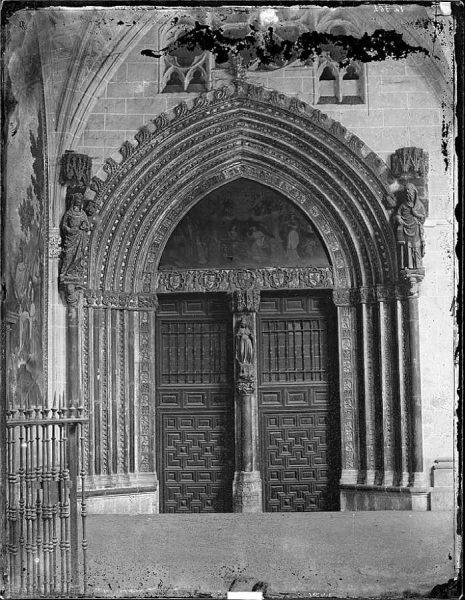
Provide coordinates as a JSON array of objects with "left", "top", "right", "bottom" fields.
[{"left": 84, "top": 82, "right": 400, "bottom": 296}]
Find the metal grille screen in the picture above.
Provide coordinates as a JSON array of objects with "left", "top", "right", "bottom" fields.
[
  {"left": 160, "top": 321, "right": 229, "bottom": 384},
  {"left": 261, "top": 319, "right": 327, "bottom": 382}
]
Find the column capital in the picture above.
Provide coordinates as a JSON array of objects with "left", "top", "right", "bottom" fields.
[
  {"left": 356, "top": 286, "right": 377, "bottom": 304},
  {"left": 230, "top": 289, "right": 261, "bottom": 313},
  {"left": 375, "top": 284, "right": 396, "bottom": 302},
  {"left": 332, "top": 288, "right": 357, "bottom": 306}
]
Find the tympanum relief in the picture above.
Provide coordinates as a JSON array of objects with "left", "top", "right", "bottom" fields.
[{"left": 159, "top": 179, "right": 331, "bottom": 271}]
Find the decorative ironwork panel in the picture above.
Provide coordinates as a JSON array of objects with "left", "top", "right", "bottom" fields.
[
  {"left": 160, "top": 413, "right": 234, "bottom": 513},
  {"left": 160, "top": 321, "right": 229, "bottom": 384},
  {"left": 260, "top": 318, "right": 328, "bottom": 383},
  {"left": 262, "top": 412, "right": 331, "bottom": 512}
]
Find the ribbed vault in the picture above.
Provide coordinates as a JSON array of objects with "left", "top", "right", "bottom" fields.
[{"left": 86, "top": 83, "right": 399, "bottom": 293}]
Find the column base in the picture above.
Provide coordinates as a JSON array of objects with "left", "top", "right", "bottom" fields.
[
  {"left": 340, "top": 484, "right": 430, "bottom": 511},
  {"left": 233, "top": 471, "right": 263, "bottom": 513},
  {"left": 340, "top": 469, "right": 358, "bottom": 485}
]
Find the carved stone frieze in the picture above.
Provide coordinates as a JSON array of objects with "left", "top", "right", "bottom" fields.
[
  {"left": 154, "top": 267, "right": 334, "bottom": 295},
  {"left": 84, "top": 289, "right": 159, "bottom": 310}
]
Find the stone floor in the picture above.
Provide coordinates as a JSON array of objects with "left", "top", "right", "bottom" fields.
[{"left": 84, "top": 511, "right": 458, "bottom": 599}]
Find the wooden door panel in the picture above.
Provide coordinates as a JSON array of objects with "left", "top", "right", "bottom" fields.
[
  {"left": 156, "top": 294, "right": 234, "bottom": 513},
  {"left": 258, "top": 292, "right": 339, "bottom": 512},
  {"left": 162, "top": 411, "right": 234, "bottom": 513}
]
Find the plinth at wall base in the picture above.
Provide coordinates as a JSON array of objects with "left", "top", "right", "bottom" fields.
[
  {"left": 340, "top": 469, "right": 358, "bottom": 485},
  {"left": 233, "top": 471, "right": 263, "bottom": 513},
  {"left": 81, "top": 473, "right": 159, "bottom": 514},
  {"left": 340, "top": 485, "right": 430, "bottom": 511}
]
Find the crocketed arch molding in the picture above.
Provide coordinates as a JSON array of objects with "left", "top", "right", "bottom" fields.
[{"left": 85, "top": 82, "right": 398, "bottom": 293}]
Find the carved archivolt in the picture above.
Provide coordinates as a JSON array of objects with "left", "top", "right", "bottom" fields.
[{"left": 85, "top": 82, "right": 399, "bottom": 295}]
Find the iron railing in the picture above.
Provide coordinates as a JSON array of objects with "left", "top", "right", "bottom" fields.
[{"left": 5, "top": 396, "right": 88, "bottom": 597}]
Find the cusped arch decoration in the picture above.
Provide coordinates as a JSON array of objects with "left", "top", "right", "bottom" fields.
[{"left": 84, "top": 82, "right": 398, "bottom": 296}]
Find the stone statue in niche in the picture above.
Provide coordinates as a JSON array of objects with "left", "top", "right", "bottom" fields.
[
  {"left": 394, "top": 183, "right": 426, "bottom": 270},
  {"left": 236, "top": 317, "right": 254, "bottom": 379},
  {"left": 60, "top": 193, "right": 89, "bottom": 280}
]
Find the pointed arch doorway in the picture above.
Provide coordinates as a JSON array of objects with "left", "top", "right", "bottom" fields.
[
  {"left": 80, "top": 82, "right": 428, "bottom": 516},
  {"left": 154, "top": 178, "right": 340, "bottom": 513}
]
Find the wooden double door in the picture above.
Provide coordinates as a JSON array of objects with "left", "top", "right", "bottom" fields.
[{"left": 156, "top": 292, "right": 339, "bottom": 513}]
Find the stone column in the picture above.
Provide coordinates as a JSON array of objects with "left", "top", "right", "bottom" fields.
[
  {"left": 375, "top": 284, "right": 397, "bottom": 487},
  {"left": 394, "top": 284, "right": 410, "bottom": 487},
  {"left": 358, "top": 286, "right": 377, "bottom": 486},
  {"left": 63, "top": 285, "right": 82, "bottom": 593},
  {"left": 230, "top": 289, "right": 262, "bottom": 513},
  {"left": 403, "top": 275, "right": 426, "bottom": 487},
  {"left": 333, "top": 288, "right": 359, "bottom": 486}
]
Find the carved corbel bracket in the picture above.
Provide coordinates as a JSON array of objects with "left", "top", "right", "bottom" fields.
[
  {"left": 61, "top": 282, "right": 84, "bottom": 306},
  {"left": 236, "top": 377, "right": 256, "bottom": 395},
  {"left": 230, "top": 289, "right": 261, "bottom": 313},
  {"left": 398, "top": 270, "right": 425, "bottom": 299}
]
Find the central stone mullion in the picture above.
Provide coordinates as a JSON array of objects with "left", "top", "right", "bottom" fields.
[{"left": 230, "top": 289, "right": 263, "bottom": 513}]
